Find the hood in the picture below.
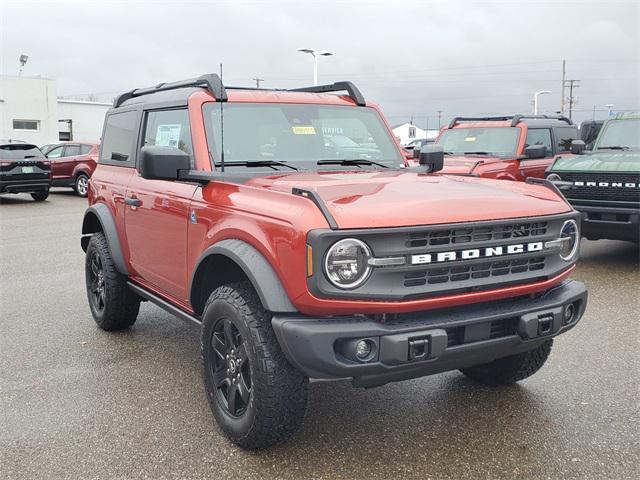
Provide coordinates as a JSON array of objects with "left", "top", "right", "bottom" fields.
[
  {"left": 246, "top": 169, "right": 570, "bottom": 229},
  {"left": 551, "top": 151, "right": 640, "bottom": 173},
  {"left": 439, "top": 155, "right": 502, "bottom": 175}
]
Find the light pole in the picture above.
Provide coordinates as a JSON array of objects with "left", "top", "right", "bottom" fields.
[
  {"left": 296, "top": 48, "right": 333, "bottom": 86},
  {"left": 533, "top": 90, "right": 552, "bottom": 115}
]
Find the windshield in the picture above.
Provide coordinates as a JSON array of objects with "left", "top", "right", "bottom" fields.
[
  {"left": 203, "top": 103, "right": 403, "bottom": 170},
  {"left": 596, "top": 118, "right": 640, "bottom": 150},
  {"left": 0, "top": 144, "right": 44, "bottom": 160},
  {"left": 436, "top": 127, "right": 520, "bottom": 156}
]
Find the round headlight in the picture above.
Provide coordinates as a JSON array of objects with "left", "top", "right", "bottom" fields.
[
  {"left": 324, "top": 238, "right": 372, "bottom": 289},
  {"left": 546, "top": 173, "right": 562, "bottom": 182},
  {"left": 559, "top": 219, "right": 579, "bottom": 261}
]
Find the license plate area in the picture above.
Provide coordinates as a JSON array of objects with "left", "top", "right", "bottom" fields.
[{"left": 21, "top": 166, "right": 35, "bottom": 173}]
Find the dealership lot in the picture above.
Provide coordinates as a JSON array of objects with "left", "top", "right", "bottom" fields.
[{"left": 1, "top": 191, "right": 638, "bottom": 479}]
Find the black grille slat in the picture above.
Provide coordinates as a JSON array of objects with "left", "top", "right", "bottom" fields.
[
  {"left": 405, "top": 221, "right": 548, "bottom": 248},
  {"left": 403, "top": 257, "right": 546, "bottom": 287},
  {"left": 559, "top": 173, "right": 640, "bottom": 203}
]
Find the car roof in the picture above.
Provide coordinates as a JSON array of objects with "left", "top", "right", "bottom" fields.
[{"left": 0, "top": 140, "right": 38, "bottom": 148}]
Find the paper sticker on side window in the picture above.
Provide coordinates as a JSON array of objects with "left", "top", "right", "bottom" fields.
[
  {"left": 155, "top": 124, "right": 182, "bottom": 147},
  {"left": 292, "top": 126, "right": 316, "bottom": 135}
]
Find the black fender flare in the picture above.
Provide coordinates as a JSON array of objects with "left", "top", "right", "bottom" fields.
[
  {"left": 80, "top": 203, "right": 129, "bottom": 275},
  {"left": 190, "top": 239, "right": 296, "bottom": 313}
]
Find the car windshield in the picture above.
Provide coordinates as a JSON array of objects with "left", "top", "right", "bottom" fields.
[
  {"left": 0, "top": 144, "right": 44, "bottom": 160},
  {"left": 436, "top": 127, "right": 520, "bottom": 156},
  {"left": 203, "top": 103, "right": 404, "bottom": 170},
  {"left": 596, "top": 118, "right": 640, "bottom": 150}
]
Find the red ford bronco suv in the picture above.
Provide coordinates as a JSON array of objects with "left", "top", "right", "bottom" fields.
[
  {"left": 81, "top": 74, "right": 587, "bottom": 449},
  {"left": 431, "top": 115, "right": 580, "bottom": 180}
]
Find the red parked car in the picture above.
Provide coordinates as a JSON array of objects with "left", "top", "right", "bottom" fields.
[
  {"left": 81, "top": 74, "right": 586, "bottom": 449},
  {"left": 45, "top": 142, "right": 99, "bottom": 197},
  {"left": 430, "top": 115, "right": 580, "bottom": 180}
]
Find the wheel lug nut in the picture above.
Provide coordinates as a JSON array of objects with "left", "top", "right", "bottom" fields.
[
  {"left": 237, "top": 373, "right": 240, "bottom": 379},
  {"left": 226, "top": 354, "right": 229, "bottom": 359}
]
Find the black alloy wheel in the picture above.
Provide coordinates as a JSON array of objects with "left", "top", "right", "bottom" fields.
[
  {"left": 210, "top": 318, "right": 252, "bottom": 417},
  {"left": 88, "top": 250, "right": 106, "bottom": 313}
]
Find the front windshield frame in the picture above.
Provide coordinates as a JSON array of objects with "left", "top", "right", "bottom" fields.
[
  {"left": 202, "top": 102, "right": 404, "bottom": 171},
  {"left": 436, "top": 127, "right": 521, "bottom": 157},
  {"left": 595, "top": 118, "right": 640, "bottom": 150}
]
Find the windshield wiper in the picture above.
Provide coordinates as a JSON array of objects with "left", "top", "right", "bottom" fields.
[
  {"left": 463, "top": 151, "right": 491, "bottom": 155},
  {"left": 597, "top": 146, "right": 630, "bottom": 150},
  {"left": 317, "top": 159, "right": 389, "bottom": 168},
  {"left": 215, "top": 160, "right": 299, "bottom": 171}
]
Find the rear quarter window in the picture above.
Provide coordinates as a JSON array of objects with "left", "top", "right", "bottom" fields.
[{"left": 99, "top": 110, "right": 138, "bottom": 167}]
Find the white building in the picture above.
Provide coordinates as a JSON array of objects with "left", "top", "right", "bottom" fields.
[
  {"left": 392, "top": 122, "right": 440, "bottom": 146},
  {"left": 0, "top": 75, "right": 111, "bottom": 146}
]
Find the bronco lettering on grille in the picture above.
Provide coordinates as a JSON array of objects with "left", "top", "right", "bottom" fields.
[{"left": 410, "top": 241, "right": 544, "bottom": 265}]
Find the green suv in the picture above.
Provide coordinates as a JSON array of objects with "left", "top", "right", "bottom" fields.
[{"left": 547, "top": 112, "right": 639, "bottom": 242}]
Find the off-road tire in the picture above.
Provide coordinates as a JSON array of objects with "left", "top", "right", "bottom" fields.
[
  {"left": 85, "top": 232, "right": 140, "bottom": 331},
  {"left": 201, "top": 281, "right": 308, "bottom": 449},
  {"left": 460, "top": 339, "right": 553, "bottom": 385},
  {"left": 31, "top": 190, "right": 49, "bottom": 201},
  {"left": 75, "top": 173, "right": 89, "bottom": 197}
]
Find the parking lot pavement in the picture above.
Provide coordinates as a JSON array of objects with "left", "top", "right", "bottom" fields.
[{"left": 1, "top": 190, "right": 639, "bottom": 480}]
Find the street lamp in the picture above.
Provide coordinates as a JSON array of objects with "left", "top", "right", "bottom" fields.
[
  {"left": 533, "top": 90, "right": 552, "bottom": 115},
  {"left": 296, "top": 48, "right": 333, "bottom": 86},
  {"left": 605, "top": 104, "right": 614, "bottom": 116},
  {"left": 19, "top": 54, "right": 28, "bottom": 75}
]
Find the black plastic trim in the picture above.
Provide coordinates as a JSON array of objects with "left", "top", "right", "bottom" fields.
[
  {"left": 448, "top": 114, "right": 573, "bottom": 129},
  {"left": 114, "top": 73, "right": 228, "bottom": 108},
  {"left": 292, "top": 187, "right": 339, "bottom": 229},
  {"left": 189, "top": 239, "right": 296, "bottom": 313},
  {"left": 80, "top": 204, "right": 129, "bottom": 275},
  {"left": 290, "top": 81, "right": 366, "bottom": 106},
  {"left": 127, "top": 281, "right": 201, "bottom": 327}
]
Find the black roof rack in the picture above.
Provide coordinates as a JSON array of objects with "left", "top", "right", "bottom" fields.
[
  {"left": 290, "top": 81, "right": 366, "bottom": 106},
  {"left": 113, "top": 75, "right": 366, "bottom": 108},
  {"left": 113, "top": 74, "right": 228, "bottom": 107},
  {"left": 448, "top": 114, "right": 573, "bottom": 129}
]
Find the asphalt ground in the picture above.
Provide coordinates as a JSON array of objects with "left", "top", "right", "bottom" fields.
[{"left": 1, "top": 190, "right": 639, "bottom": 480}]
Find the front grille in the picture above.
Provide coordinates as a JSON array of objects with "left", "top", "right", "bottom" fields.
[
  {"left": 559, "top": 173, "right": 640, "bottom": 203},
  {"left": 403, "top": 257, "right": 546, "bottom": 287},
  {"left": 445, "top": 317, "right": 519, "bottom": 347},
  {"left": 405, "top": 222, "right": 547, "bottom": 248}
]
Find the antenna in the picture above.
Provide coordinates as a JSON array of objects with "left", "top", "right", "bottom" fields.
[{"left": 219, "top": 63, "right": 225, "bottom": 173}]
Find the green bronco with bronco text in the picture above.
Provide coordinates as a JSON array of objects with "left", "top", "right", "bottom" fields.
[{"left": 547, "top": 112, "right": 640, "bottom": 242}]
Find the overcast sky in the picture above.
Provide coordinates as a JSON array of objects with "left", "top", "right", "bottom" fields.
[{"left": 2, "top": 0, "right": 638, "bottom": 125}]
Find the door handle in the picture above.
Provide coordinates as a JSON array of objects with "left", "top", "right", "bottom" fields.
[{"left": 124, "top": 197, "right": 142, "bottom": 207}]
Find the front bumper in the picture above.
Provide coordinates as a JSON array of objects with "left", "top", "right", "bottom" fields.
[
  {"left": 272, "top": 280, "right": 587, "bottom": 387},
  {"left": 573, "top": 204, "right": 639, "bottom": 242}
]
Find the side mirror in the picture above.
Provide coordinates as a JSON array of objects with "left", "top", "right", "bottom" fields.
[
  {"left": 524, "top": 145, "right": 547, "bottom": 159},
  {"left": 570, "top": 139, "right": 586, "bottom": 155},
  {"left": 418, "top": 145, "right": 444, "bottom": 172},
  {"left": 139, "top": 146, "right": 191, "bottom": 181}
]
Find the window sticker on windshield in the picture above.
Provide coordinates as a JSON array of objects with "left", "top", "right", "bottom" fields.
[
  {"left": 465, "top": 137, "right": 477, "bottom": 142},
  {"left": 292, "top": 126, "right": 316, "bottom": 135},
  {"left": 155, "top": 124, "right": 182, "bottom": 147}
]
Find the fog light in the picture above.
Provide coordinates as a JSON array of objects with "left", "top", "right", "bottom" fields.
[
  {"left": 563, "top": 303, "right": 576, "bottom": 325},
  {"left": 355, "top": 340, "right": 372, "bottom": 360}
]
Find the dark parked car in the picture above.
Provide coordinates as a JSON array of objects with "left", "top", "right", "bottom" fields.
[
  {"left": 45, "top": 142, "right": 99, "bottom": 197},
  {"left": 0, "top": 140, "right": 51, "bottom": 201}
]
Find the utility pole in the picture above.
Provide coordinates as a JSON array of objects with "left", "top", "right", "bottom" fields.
[
  {"left": 252, "top": 77, "right": 264, "bottom": 88},
  {"left": 560, "top": 59, "right": 566, "bottom": 114},
  {"left": 564, "top": 79, "right": 580, "bottom": 120},
  {"left": 437, "top": 110, "right": 443, "bottom": 129}
]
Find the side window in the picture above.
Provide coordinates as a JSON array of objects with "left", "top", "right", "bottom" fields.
[
  {"left": 46, "top": 146, "right": 64, "bottom": 159},
  {"left": 142, "top": 109, "right": 193, "bottom": 165},
  {"left": 524, "top": 129, "right": 552, "bottom": 157},
  {"left": 64, "top": 145, "right": 81, "bottom": 157},
  {"left": 80, "top": 144, "right": 92, "bottom": 155},
  {"left": 555, "top": 127, "right": 579, "bottom": 153},
  {"left": 100, "top": 110, "right": 138, "bottom": 167}
]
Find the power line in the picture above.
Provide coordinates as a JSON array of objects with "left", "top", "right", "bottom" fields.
[
  {"left": 252, "top": 77, "right": 264, "bottom": 88},
  {"left": 564, "top": 79, "right": 580, "bottom": 120}
]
